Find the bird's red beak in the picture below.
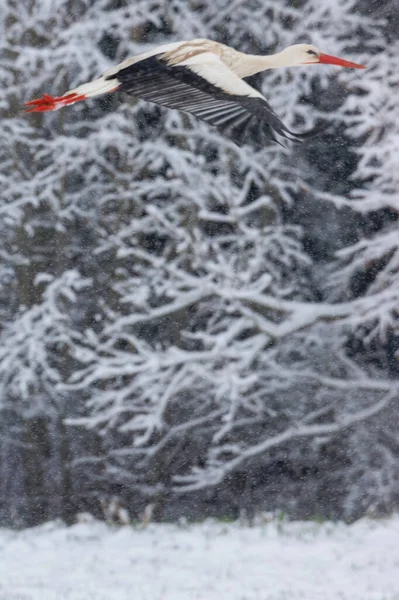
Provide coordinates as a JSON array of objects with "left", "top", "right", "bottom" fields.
[{"left": 318, "top": 53, "right": 366, "bottom": 69}]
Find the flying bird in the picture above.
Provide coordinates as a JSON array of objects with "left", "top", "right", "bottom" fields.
[{"left": 25, "top": 40, "right": 365, "bottom": 145}]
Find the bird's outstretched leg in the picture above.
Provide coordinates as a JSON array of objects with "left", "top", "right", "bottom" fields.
[
  {"left": 24, "top": 77, "right": 120, "bottom": 112},
  {"left": 24, "top": 92, "right": 87, "bottom": 112}
]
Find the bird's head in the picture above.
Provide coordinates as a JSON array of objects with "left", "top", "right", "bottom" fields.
[{"left": 281, "top": 44, "right": 366, "bottom": 69}]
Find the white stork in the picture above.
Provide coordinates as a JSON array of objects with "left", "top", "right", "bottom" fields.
[{"left": 25, "top": 40, "right": 365, "bottom": 145}]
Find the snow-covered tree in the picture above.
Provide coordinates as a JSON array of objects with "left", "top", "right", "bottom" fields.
[
  {"left": 59, "top": 0, "right": 382, "bottom": 512},
  {"left": 319, "top": 2, "right": 399, "bottom": 519},
  {"left": 0, "top": 0, "right": 396, "bottom": 524}
]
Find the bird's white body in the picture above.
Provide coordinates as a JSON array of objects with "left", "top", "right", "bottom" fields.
[
  {"left": 25, "top": 39, "right": 365, "bottom": 145},
  {"left": 80, "top": 40, "right": 265, "bottom": 103}
]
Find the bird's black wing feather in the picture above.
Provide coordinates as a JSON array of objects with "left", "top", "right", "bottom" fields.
[{"left": 105, "top": 55, "right": 309, "bottom": 146}]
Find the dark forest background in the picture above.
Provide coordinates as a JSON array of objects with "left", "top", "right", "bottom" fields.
[{"left": 0, "top": 0, "right": 399, "bottom": 527}]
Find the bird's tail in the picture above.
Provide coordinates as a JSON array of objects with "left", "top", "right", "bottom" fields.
[{"left": 24, "top": 76, "right": 120, "bottom": 112}]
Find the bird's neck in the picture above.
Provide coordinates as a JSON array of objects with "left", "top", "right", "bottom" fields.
[{"left": 237, "top": 50, "right": 291, "bottom": 77}]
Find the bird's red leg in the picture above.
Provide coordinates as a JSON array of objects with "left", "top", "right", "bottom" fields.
[{"left": 24, "top": 91, "right": 87, "bottom": 113}]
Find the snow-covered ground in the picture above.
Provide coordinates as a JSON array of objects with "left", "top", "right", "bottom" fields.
[{"left": 0, "top": 515, "right": 398, "bottom": 600}]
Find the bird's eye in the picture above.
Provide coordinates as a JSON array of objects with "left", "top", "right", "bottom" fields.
[{"left": 306, "top": 49, "right": 318, "bottom": 56}]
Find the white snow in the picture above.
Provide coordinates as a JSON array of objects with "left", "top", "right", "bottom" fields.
[{"left": 0, "top": 515, "right": 398, "bottom": 600}]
